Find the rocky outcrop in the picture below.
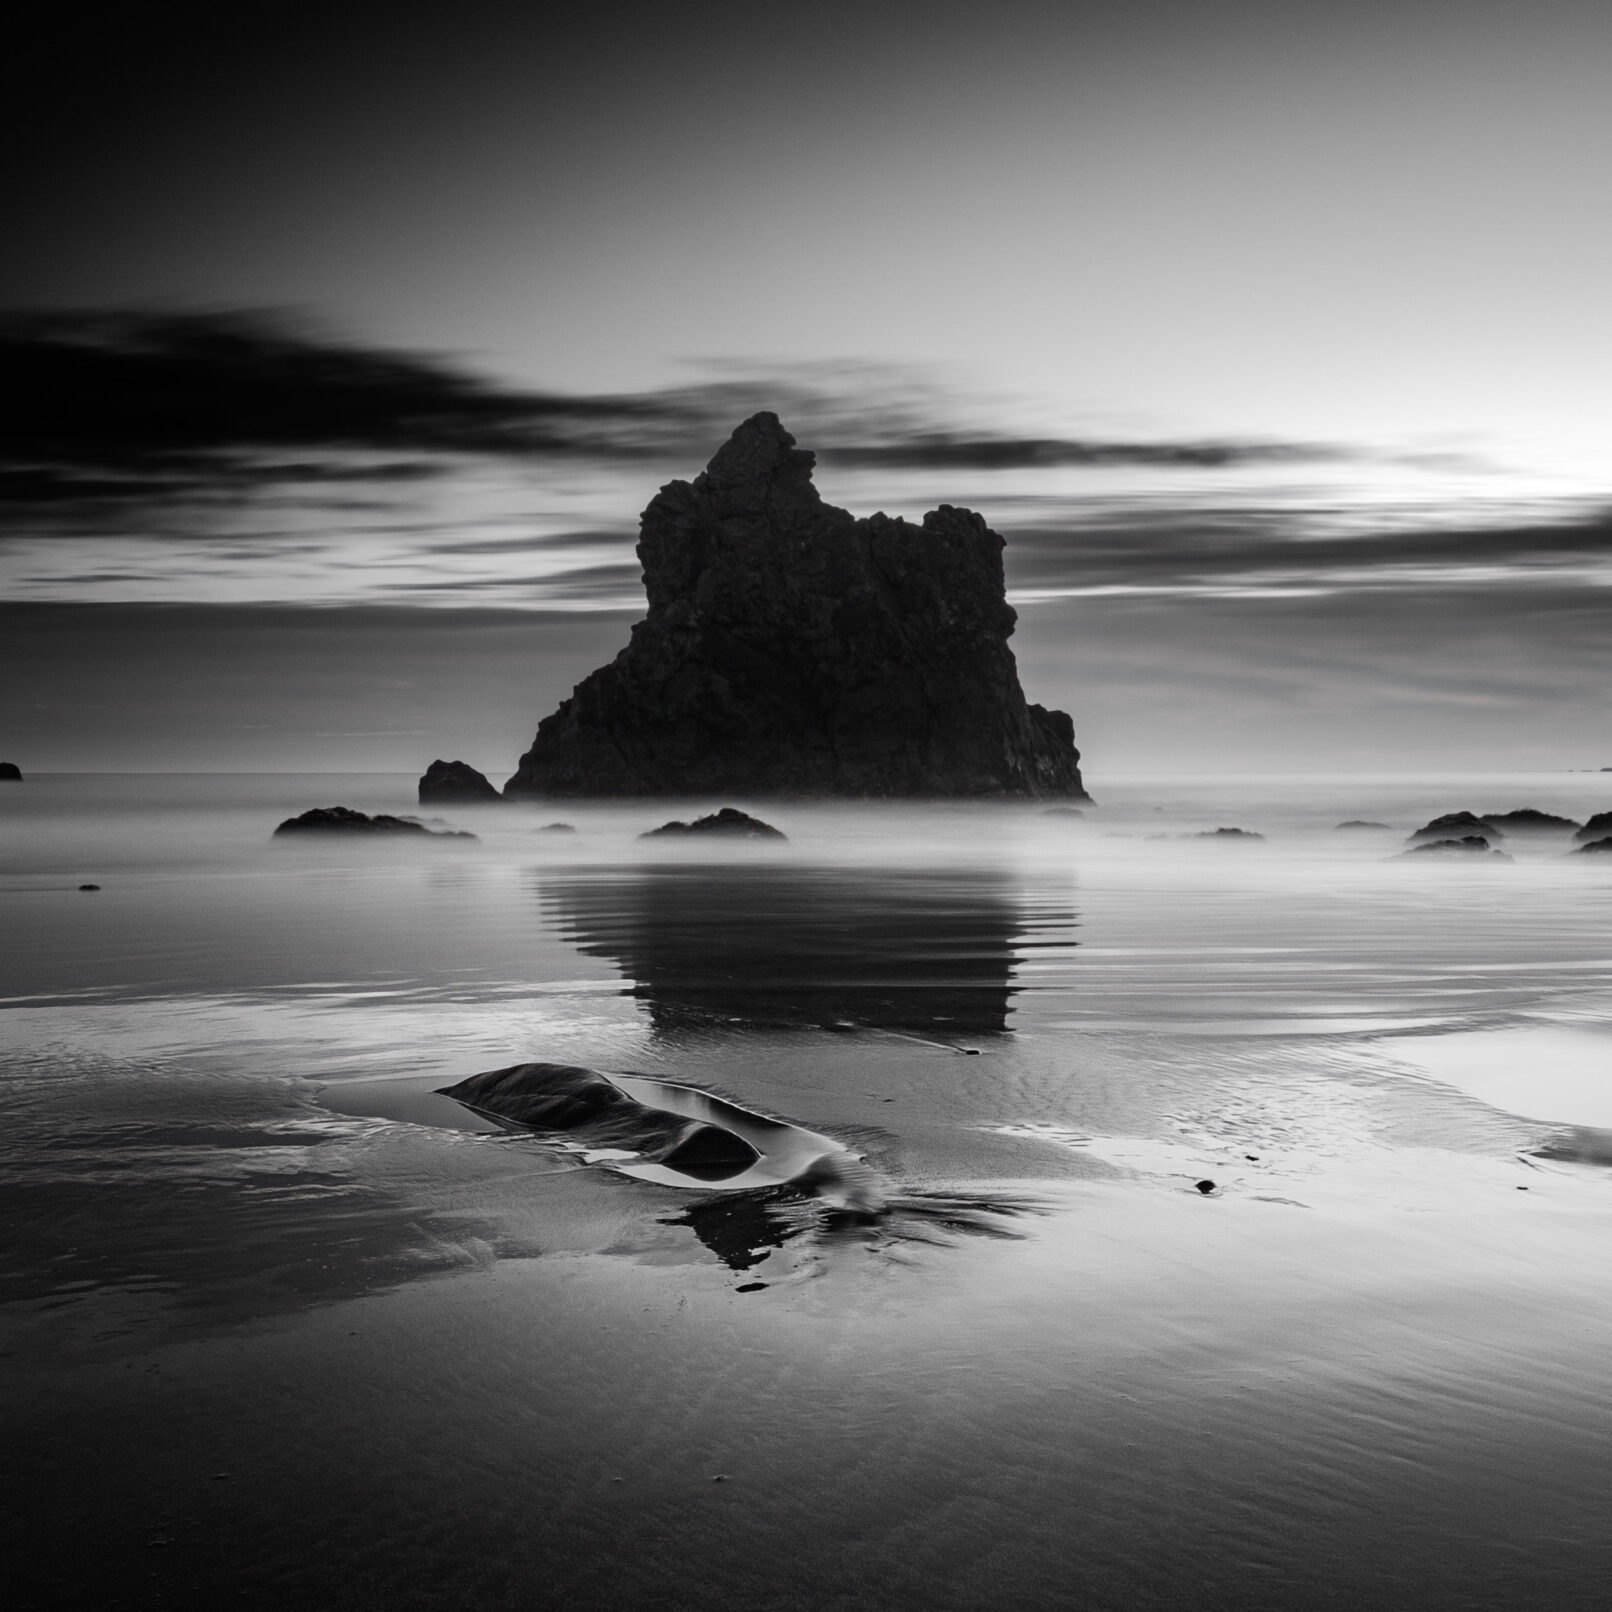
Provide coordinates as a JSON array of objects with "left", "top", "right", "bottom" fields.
[
  {"left": 1480, "top": 809, "right": 1579, "bottom": 835},
  {"left": 1398, "top": 836, "right": 1510, "bottom": 860},
  {"left": 1407, "top": 812, "right": 1500, "bottom": 845},
  {"left": 0, "top": 762, "right": 21, "bottom": 781},
  {"left": 419, "top": 759, "right": 499, "bottom": 804},
  {"left": 640, "top": 807, "right": 786, "bottom": 840},
  {"left": 273, "top": 807, "right": 476, "bottom": 839},
  {"left": 504, "top": 413, "right": 1087, "bottom": 800},
  {"left": 1573, "top": 811, "right": 1612, "bottom": 844}
]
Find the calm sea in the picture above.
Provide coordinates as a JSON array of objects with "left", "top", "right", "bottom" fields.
[{"left": 5, "top": 771, "right": 1612, "bottom": 1609}]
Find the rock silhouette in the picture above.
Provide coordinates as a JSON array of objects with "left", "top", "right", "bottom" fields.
[
  {"left": 0, "top": 762, "right": 22, "bottom": 781},
  {"left": 504, "top": 413, "right": 1086, "bottom": 800},
  {"left": 1573, "top": 812, "right": 1612, "bottom": 844},
  {"left": 640, "top": 807, "right": 786, "bottom": 840},
  {"left": 418, "top": 759, "right": 499, "bottom": 804},
  {"left": 273, "top": 807, "right": 475, "bottom": 839}
]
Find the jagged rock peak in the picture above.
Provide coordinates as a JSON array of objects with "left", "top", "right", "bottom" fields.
[
  {"left": 696, "top": 411, "right": 821, "bottom": 508},
  {"left": 504, "top": 415, "right": 1088, "bottom": 800}
]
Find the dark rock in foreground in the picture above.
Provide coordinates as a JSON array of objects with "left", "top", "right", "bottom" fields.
[
  {"left": 418, "top": 759, "right": 500, "bottom": 804},
  {"left": 0, "top": 762, "right": 21, "bottom": 781},
  {"left": 1572, "top": 836, "right": 1612, "bottom": 855},
  {"left": 505, "top": 412, "right": 1087, "bottom": 801},
  {"left": 273, "top": 806, "right": 476, "bottom": 839},
  {"left": 1407, "top": 812, "right": 1502, "bottom": 845},
  {"left": 1335, "top": 820, "right": 1390, "bottom": 830},
  {"left": 640, "top": 807, "right": 786, "bottom": 841},
  {"left": 1573, "top": 811, "right": 1612, "bottom": 844},
  {"left": 1481, "top": 809, "right": 1580, "bottom": 835},
  {"left": 1398, "top": 836, "right": 1510, "bottom": 860},
  {"left": 438, "top": 1062, "right": 760, "bottom": 1180}
]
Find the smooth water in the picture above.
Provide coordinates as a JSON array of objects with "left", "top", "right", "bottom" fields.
[{"left": 5, "top": 772, "right": 1612, "bottom": 1609}]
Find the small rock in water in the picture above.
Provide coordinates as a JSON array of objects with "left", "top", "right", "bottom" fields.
[
  {"left": 78, "top": 883, "right": 101, "bottom": 892},
  {"left": 1398, "top": 836, "right": 1510, "bottom": 860},
  {"left": 1334, "top": 820, "right": 1390, "bottom": 831},
  {"left": 273, "top": 806, "right": 477, "bottom": 840},
  {"left": 1480, "top": 808, "right": 1580, "bottom": 835},
  {"left": 1406, "top": 812, "right": 1498, "bottom": 845},
  {"left": 735, "top": 1282, "right": 768, "bottom": 1293},
  {"left": 536, "top": 822, "right": 577, "bottom": 833},
  {"left": 1194, "top": 827, "right": 1264, "bottom": 840},
  {"left": 1194, "top": 1179, "right": 1217, "bottom": 1195},
  {"left": 640, "top": 807, "right": 787, "bottom": 840}
]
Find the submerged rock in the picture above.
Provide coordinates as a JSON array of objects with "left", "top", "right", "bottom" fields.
[
  {"left": 0, "top": 762, "right": 21, "bottom": 781},
  {"left": 640, "top": 807, "right": 787, "bottom": 841},
  {"left": 1335, "top": 820, "right": 1390, "bottom": 831},
  {"left": 273, "top": 807, "right": 476, "bottom": 839},
  {"left": 536, "top": 821, "right": 577, "bottom": 833},
  {"left": 1398, "top": 836, "right": 1510, "bottom": 860},
  {"left": 418, "top": 759, "right": 500, "bottom": 804},
  {"left": 1406, "top": 812, "right": 1501, "bottom": 845},
  {"left": 1572, "top": 811, "right": 1612, "bottom": 844},
  {"left": 504, "top": 413, "right": 1087, "bottom": 801}
]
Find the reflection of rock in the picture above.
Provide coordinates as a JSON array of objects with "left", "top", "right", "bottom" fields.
[
  {"left": 273, "top": 807, "right": 475, "bottom": 839},
  {"left": 505, "top": 413, "right": 1087, "bottom": 800},
  {"left": 640, "top": 807, "right": 786, "bottom": 840},
  {"left": 661, "top": 1189, "right": 799, "bottom": 1270},
  {"left": 438, "top": 1062, "right": 761, "bottom": 1180},
  {"left": 541, "top": 864, "right": 1038, "bottom": 1034},
  {"left": 0, "top": 762, "right": 21, "bottom": 781},
  {"left": 418, "top": 759, "right": 499, "bottom": 804}
]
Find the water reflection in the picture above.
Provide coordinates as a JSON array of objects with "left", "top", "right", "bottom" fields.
[{"left": 539, "top": 863, "right": 1067, "bottom": 1036}]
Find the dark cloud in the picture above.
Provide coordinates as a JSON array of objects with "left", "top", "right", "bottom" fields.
[
  {"left": 0, "top": 309, "right": 1335, "bottom": 510},
  {"left": 1001, "top": 502, "right": 1612, "bottom": 596}
]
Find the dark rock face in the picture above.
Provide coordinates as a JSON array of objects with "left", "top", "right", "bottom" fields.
[
  {"left": 0, "top": 762, "right": 21, "bottom": 780},
  {"left": 1573, "top": 837, "right": 1612, "bottom": 855},
  {"left": 1407, "top": 812, "right": 1501, "bottom": 845},
  {"left": 437, "top": 1062, "right": 760, "bottom": 1180},
  {"left": 1480, "top": 809, "right": 1580, "bottom": 835},
  {"left": 504, "top": 413, "right": 1087, "bottom": 800},
  {"left": 273, "top": 807, "right": 476, "bottom": 839},
  {"left": 640, "top": 807, "right": 786, "bottom": 841},
  {"left": 418, "top": 759, "right": 499, "bottom": 804},
  {"left": 1573, "top": 811, "right": 1612, "bottom": 844}
]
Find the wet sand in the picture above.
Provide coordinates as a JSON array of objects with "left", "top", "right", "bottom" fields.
[{"left": 7, "top": 773, "right": 1612, "bottom": 1607}]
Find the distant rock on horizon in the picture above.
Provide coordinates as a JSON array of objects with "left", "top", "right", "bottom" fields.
[
  {"left": 419, "top": 759, "right": 500, "bottom": 804},
  {"left": 503, "top": 413, "right": 1088, "bottom": 801}
]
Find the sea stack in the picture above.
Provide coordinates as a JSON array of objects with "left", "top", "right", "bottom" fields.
[
  {"left": 0, "top": 763, "right": 22, "bottom": 781},
  {"left": 504, "top": 414, "right": 1087, "bottom": 799}
]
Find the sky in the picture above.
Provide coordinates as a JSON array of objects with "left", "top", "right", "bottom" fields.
[{"left": 4, "top": 0, "right": 1611, "bottom": 777}]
